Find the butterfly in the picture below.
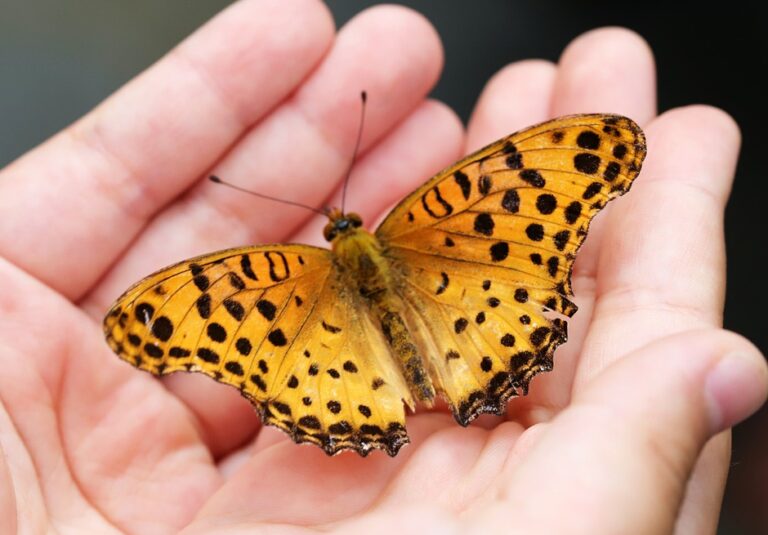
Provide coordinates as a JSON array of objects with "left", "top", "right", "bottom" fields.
[{"left": 103, "top": 114, "right": 646, "bottom": 457}]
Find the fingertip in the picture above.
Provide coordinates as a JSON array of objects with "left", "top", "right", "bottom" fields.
[
  {"left": 577, "top": 328, "right": 767, "bottom": 439},
  {"left": 482, "top": 59, "right": 557, "bottom": 97},
  {"left": 554, "top": 26, "right": 656, "bottom": 123},
  {"left": 643, "top": 105, "right": 741, "bottom": 202},
  {"left": 346, "top": 3, "right": 445, "bottom": 80},
  {"left": 705, "top": 333, "right": 768, "bottom": 433},
  {"left": 467, "top": 59, "right": 557, "bottom": 150},
  {"left": 294, "top": 3, "right": 445, "bottom": 152},
  {"left": 418, "top": 98, "right": 465, "bottom": 144},
  {"left": 655, "top": 104, "right": 741, "bottom": 151},
  {"left": 176, "top": 0, "right": 337, "bottom": 120},
  {"left": 561, "top": 27, "right": 654, "bottom": 66}
]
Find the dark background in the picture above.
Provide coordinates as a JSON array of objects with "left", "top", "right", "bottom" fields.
[{"left": 1, "top": 1, "right": 765, "bottom": 532}]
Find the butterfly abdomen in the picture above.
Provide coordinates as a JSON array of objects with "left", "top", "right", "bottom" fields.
[{"left": 378, "top": 309, "right": 435, "bottom": 402}]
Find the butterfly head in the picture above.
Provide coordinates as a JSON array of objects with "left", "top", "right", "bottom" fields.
[{"left": 323, "top": 208, "right": 363, "bottom": 242}]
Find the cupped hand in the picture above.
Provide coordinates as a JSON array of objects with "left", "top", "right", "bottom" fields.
[{"left": 0, "top": 2, "right": 765, "bottom": 534}]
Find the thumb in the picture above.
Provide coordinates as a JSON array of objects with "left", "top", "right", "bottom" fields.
[{"left": 484, "top": 329, "right": 767, "bottom": 535}]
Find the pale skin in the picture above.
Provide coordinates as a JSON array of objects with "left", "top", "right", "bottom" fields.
[{"left": 0, "top": 1, "right": 766, "bottom": 533}]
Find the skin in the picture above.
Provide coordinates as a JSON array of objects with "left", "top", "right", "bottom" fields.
[{"left": 0, "top": 1, "right": 766, "bottom": 533}]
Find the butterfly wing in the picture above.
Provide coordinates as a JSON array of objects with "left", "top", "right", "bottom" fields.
[
  {"left": 104, "top": 245, "right": 412, "bottom": 456},
  {"left": 376, "top": 114, "right": 646, "bottom": 424}
]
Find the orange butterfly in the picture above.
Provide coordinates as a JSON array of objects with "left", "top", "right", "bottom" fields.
[{"left": 104, "top": 113, "right": 646, "bottom": 456}]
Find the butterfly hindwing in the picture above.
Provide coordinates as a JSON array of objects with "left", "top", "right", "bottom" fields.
[
  {"left": 103, "top": 244, "right": 412, "bottom": 456},
  {"left": 377, "top": 114, "right": 646, "bottom": 423}
]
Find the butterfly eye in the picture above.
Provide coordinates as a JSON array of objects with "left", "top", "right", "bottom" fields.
[
  {"left": 348, "top": 213, "right": 363, "bottom": 228},
  {"left": 323, "top": 224, "right": 337, "bottom": 242}
]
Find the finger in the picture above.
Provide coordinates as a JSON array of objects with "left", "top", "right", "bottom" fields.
[
  {"left": 675, "top": 433, "right": 731, "bottom": 534},
  {"left": 292, "top": 99, "right": 465, "bottom": 246},
  {"left": 581, "top": 106, "right": 740, "bottom": 373},
  {"left": 551, "top": 27, "right": 656, "bottom": 123},
  {"left": 194, "top": 414, "right": 454, "bottom": 526},
  {"left": 487, "top": 330, "right": 767, "bottom": 534},
  {"left": 83, "top": 4, "right": 444, "bottom": 313},
  {"left": 0, "top": 0, "right": 335, "bottom": 300},
  {"left": 577, "top": 105, "right": 740, "bottom": 535},
  {"left": 466, "top": 59, "right": 557, "bottom": 151},
  {"left": 0, "top": 257, "right": 220, "bottom": 531},
  {"left": 551, "top": 27, "right": 657, "bottom": 290}
]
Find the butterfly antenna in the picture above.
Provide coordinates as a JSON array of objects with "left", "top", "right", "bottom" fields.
[
  {"left": 340, "top": 90, "right": 367, "bottom": 214},
  {"left": 208, "top": 176, "right": 327, "bottom": 216}
]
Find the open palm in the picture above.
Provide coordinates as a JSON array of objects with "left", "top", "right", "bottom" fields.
[{"left": 1, "top": 2, "right": 765, "bottom": 534}]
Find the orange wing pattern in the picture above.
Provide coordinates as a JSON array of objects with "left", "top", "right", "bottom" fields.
[
  {"left": 377, "top": 114, "right": 646, "bottom": 424},
  {"left": 104, "top": 245, "right": 412, "bottom": 456}
]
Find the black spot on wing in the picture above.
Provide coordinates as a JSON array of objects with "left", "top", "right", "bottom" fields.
[
  {"left": 554, "top": 230, "right": 570, "bottom": 251},
  {"left": 225, "top": 361, "right": 244, "bottom": 376},
  {"left": 207, "top": 323, "right": 227, "bottom": 342},
  {"left": 196, "top": 294, "right": 211, "bottom": 319},
  {"left": 193, "top": 275, "right": 210, "bottom": 292},
  {"left": 236, "top": 337, "right": 252, "bottom": 356},
  {"left": 574, "top": 153, "right": 601, "bottom": 174},
  {"left": 526, "top": 224, "right": 545, "bottom": 242},
  {"left": 582, "top": 182, "right": 602, "bottom": 200},
  {"left": 169, "top": 347, "right": 191, "bottom": 358},
  {"left": 321, "top": 321, "right": 342, "bottom": 334},
  {"left": 506, "top": 152, "right": 523, "bottom": 169},
  {"left": 501, "top": 189, "right": 520, "bottom": 213},
  {"left": 256, "top": 299, "right": 277, "bottom": 321},
  {"left": 268, "top": 329, "right": 288, "bottom": 346},
  {"left": 135, "top": 303, "right": 155, "bottom": 324},
  {"left": 436, "top": 272, "right": 449, "bottom": 295},
  {"left": 228, "top": 272, "right": 245, "bottom": 290},
  {"left": 223, "top": 298, "right": 245, "bottom": 321},
  {"left": 144, "top": 343, "right": 163, "bottom": 358},
  {"left": 197, "top": 347, "right": 220, "bottom": 364},
  {"left": 576, "top": 130, "right": 601, "bottom": 150},
  {"left": 265, "top": 251, "right": 290, "bottom": 282},
  {"left": 421, "top": 186, "right": 453, "bottom": 218},
  {"left": 519, "top": 169, "right": 545, "bottom": 188},
  {"left": 490, "top": 242, "right": 509, "bottom": 262},
  {"left": 454, "top": 170, "right": 471, "bottom": 200},
  {"left": 535, "top": 194, "right": 557, "bottom": 215},
  {"left": 474, "top": 213, "right": 495, "bottom": 236},
  {"left": 478, "top": 175, "right": 492, "bottom": 195},
  {"left": 454, "top": 318, "right": 468, "bottom": 334},
  {"left": 151, "top": 316, "right": 174, "bottom": 342},
  {"left": 565, "top": 201, "right": 583, "bottom": 224},
  {"left": 603, "top": 161, "right": 621, "bottom": 182},
  {"left": 241, "top": 255, "right": 258, "bottom": 280}
]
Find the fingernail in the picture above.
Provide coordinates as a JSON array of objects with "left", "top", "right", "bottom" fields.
[{"left": 705, "top": 352, "right": 768, "bottom": 432}]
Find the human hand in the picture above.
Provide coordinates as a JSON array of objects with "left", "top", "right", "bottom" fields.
[{"left": 0, "top": 2, "right": 765, "bottom": 533}]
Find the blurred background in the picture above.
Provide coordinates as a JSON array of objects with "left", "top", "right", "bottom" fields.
[{"left": 1, "top": 1, "right": 764, "bottom": 532}]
